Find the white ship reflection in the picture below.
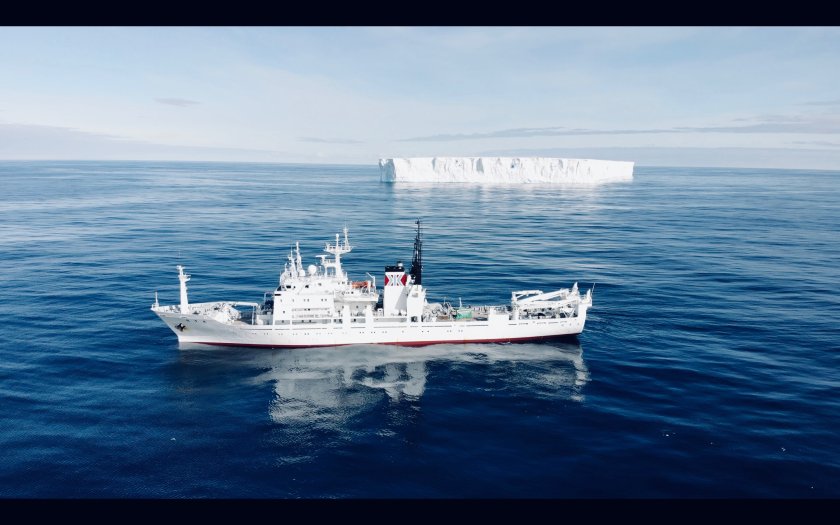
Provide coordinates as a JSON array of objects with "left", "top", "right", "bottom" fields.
[
  {"left": 206, "top": 341, "right": 590, "bottom": 424},
  {"left": 176, "top": 340, "right": 588, "bottom": 426}
]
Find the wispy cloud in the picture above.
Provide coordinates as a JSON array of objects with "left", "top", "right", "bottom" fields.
[
  {"left": 801, "top": 99, "right": 840, "bottom": 106},
  {"left": 399, "top": 127, "right": 651, "bottom": 142},
  {"left": 478, "top": 146, "right": 840, "bottom": 171},
  {"left": 155, "top": 98, "right": 200, "bottom": 107},
  {"left": 792, "top": 140, "right": 840, "bottom": 148},
  {"left": 298, "top": 136, "right": 364, "bottom": 144},
  {"left": 400, "top": 116, "right": 840, "bottom": 142},
  {"left": 0, "top": 122, "right": 285, "bottom": 161}
]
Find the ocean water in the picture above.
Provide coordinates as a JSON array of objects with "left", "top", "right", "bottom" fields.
[{"left": 0, "top": 160, "right": 838, "bottom": 498}]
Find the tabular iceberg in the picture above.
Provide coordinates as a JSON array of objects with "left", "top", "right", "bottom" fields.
[{"left": 379, "top": 157, "right": 634, "bottom": 184}]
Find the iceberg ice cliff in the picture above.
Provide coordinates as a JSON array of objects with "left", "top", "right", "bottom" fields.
[{"left": 379, "top": 157, "right": 633, "bottom": 184}]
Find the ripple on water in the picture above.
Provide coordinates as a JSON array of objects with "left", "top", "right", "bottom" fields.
[{"left": 0, "top": 162, "right": 839, "bottom": 496}]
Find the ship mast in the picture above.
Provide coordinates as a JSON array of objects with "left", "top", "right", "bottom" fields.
[
  {"left": 409, "top": 219, "right": 422, "bottom": 285},
  {"left": 177, "top": 264, "right": 190, "bottom": 314},
  {"left": 323, "top": 226, "right": 352, "bottom": 280}
]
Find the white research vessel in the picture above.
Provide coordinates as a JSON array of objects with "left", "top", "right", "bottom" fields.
[{"left": 151, "top": 221, "right": 593, "bottom": 348}]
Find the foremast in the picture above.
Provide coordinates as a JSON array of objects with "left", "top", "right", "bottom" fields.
[{"left": 177, "top": 264, "right": 190, "bottom": 314}]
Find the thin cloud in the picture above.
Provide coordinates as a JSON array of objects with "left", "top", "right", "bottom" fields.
[
  {"left": 400, "top": 117, "right": 840, "bottom": 142},
  {"left": 0, "top": 122, "right": 284, "bottom": 161},
  {"left": 792, "top": 140, "right": 840, "bottom": 148},
  {"left": 298, "top": 136, "right": 364, "bottom": 145},
  {"left": 732, "top": 114, "right": 818, "bottom": 123},
  {"left": 155, "top": 98, "right": 200, "bottom": 107},
  {"left": 400, "top": 127, "right": 668, "bottom": 142},
  {"left": 801, "top": 99, "right": 840, "bottom": 106},
  {"left": 478, "top": 146, "right": 840, "bottom": 171}
]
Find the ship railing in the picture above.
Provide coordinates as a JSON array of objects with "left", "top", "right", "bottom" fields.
[
  {"left": 290, "top": 313, "right": 335, "bottom": 320},
  {"left": 515, "top": 296, "right": 579, "bottom": 310},
  {"left": 453, "top": 305, "right": 508, "bottom": 314},
  {"left": 152, "top": 304, "right": 180, "bottom": 313},
  {"left": 337, "top": 287, "right": 376, "bottom": 296}
]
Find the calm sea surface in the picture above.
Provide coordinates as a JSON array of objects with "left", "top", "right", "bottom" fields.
[{"left": 0, "top": 161, "right": 838, "bottom": 497}]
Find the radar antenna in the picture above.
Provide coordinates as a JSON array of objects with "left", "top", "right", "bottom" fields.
[{"left": 409, "top": 219, "right": 423, "bottom": 285}]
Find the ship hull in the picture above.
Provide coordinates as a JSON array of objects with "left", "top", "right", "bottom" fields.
[{"left": 154, "top": 309, "right": 587, "bottom": 349}]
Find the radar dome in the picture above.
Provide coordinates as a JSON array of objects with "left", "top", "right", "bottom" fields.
[{"left": 308, "top": 264, "right": 317, "bottom": 276}]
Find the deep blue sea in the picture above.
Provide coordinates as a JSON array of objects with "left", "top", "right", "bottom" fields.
[{"left": 1, "top": 160, "right": 838, "bottom": 498}]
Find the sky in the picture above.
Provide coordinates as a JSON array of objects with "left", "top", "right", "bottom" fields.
[{"left": 1, "top": 27, "right": 839, "bottom": 169}]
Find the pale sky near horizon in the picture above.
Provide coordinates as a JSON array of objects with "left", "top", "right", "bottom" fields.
[{"left": 2, "top": 27, "right": 840, "bottom": 169}]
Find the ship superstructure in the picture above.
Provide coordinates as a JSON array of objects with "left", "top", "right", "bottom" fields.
[{"left": 151, "top": 222, "right": 593, "bottom": 348}]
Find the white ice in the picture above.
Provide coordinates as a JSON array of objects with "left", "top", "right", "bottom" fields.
[{"left": 379, "top": 157, "right": 634, "bottom": 184}]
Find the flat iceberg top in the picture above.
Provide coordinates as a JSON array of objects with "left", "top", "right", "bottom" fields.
[{"left": 379, "top": 157, "right": 633, "bottom": 184}]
